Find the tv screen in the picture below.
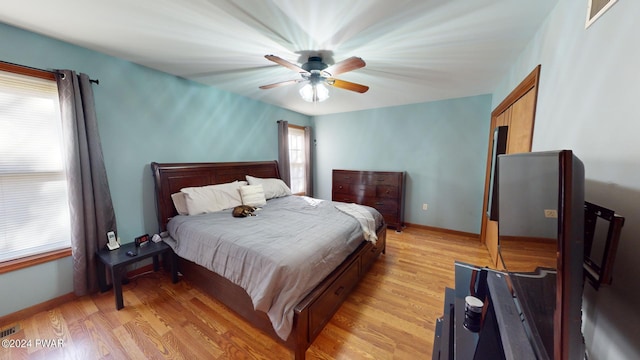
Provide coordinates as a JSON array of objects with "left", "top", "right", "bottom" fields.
[{"left": 497, "top": 150, "right": 585, "bottom": 360}]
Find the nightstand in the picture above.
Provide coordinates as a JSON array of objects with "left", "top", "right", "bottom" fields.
[{"left": 96, "top": 240, "right": 178, "bottom": 310}]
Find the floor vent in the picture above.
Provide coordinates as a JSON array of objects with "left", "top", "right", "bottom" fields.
[{"left": 0, "top": 325, "right": 20, "bottom": 339}]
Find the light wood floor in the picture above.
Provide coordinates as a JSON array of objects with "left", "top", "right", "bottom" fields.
[{"left": 0, "top": 227, "right": 494, "bottom": 359}]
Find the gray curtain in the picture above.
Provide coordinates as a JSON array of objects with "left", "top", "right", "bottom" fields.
[
  {"left": 56, "top": 70, "right": 117, "bottom": 296},
  {"left": 304, "top": 126, "right": 313, "bottom": 196},
  {"left": 277, "top": 120, "right": 291, "bottom": 186}
]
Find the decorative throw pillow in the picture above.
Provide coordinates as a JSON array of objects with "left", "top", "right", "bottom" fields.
[
  {"left": 240, "top": 184, "right": 267, "bottom": 207},
  {"left": 245, "top": 175, "right": 292, "bottom": 199},
  {"left": 180, "top": 181, "right": 246, "bottom": 215}
]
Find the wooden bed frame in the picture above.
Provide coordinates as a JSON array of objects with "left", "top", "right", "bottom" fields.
[{"left": 150, "top": 161, "right": 387, "bottom": 360}]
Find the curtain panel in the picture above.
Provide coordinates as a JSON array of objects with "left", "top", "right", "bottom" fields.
[
  {"left": 304, "top": 126, "right": 313, "bottom": 197},
  {"left": 277, "top": 120, "right": 291, "bottom": 186},
  {"left": 56, "top": 70, "right": 117, "bottom": 296}
]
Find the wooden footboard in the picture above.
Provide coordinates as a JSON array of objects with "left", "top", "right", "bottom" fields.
[
  {"left": 292, "top": 224, "right": 386, "bottom": 359},
  {"left": 178, "top": 224, "right": 386, "bottom": 360}
]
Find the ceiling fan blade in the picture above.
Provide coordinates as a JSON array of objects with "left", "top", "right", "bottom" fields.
[
  {"left": 265, "top": 55, "right": 308, "bottom": 74},
  {"left": 259, "top": 79, "right": 302, "bottom": 89},
  {"left": 324, "top": 57, "right": 366, "bottom": 76},
  {"left": 326, "top": 78, "right": 369, "bottom": 93}
]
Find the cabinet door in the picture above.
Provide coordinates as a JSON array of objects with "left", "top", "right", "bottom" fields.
[
  {"left": 481, "top": 66, "right": 539, "bottom": 268},
  {"left": 507, "top": 89, "right": 536, "bottom": 154}
]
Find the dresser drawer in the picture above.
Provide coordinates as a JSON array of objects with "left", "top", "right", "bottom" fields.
[
  {"left": 382, "top": 212, "right": 399, "bottom": 226},
  {"left": 376, "top": 185, "right": 399, "bottom": 199},
  {"left": 309, "top": 257, "right": 360, "bottom": 339},
  {"left": 364, "top": 198, "right": 398, "bottom": 212},
  {"left": 333, "top": 171, "right": 361, "bottom": 184},
  {"left": 332, "top": 193, "right": 357, "bottom": 203},
  {"left": 333, "top": 182, "right": 351, "bottom": 195},
  {"left": 351, "top": 184, "right": 376, "bottom": 198},
  {"left": 361, "top": 173, "right": 401, "bottom": 186}
]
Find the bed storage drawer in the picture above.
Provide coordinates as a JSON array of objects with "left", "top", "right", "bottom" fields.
[
  {"left": 361, "top": 232, "right": 386, "bottom": 273},
  {"left": 308, "top": 257, "right": 361, "bottom": 339}
]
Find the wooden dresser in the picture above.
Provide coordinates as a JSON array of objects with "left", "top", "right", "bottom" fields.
[{"left": 332, "top": 169, "right": 405, "bottom": 230}]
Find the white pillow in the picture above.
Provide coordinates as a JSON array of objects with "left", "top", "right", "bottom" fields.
[
  {"left": 245, "top": 175, "right": 292, "bottom": 199},
  {"left": 180, "top": 181, "right": 246, "bottom": 215},
  {"left": 171, "top": 192, "right": 189, "bottom": 215},
  {"left": 240, "top": 184, "right": 267, "bottom": 207}
]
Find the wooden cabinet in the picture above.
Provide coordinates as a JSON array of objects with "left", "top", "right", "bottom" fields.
[
  {"left": 332, "top": 169, "right": 405, "bottom": 230},
  {"left": 481, "top": 65, "right": 539, "bottom": 267}
]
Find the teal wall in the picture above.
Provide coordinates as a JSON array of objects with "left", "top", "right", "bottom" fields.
[
  {"left": 492, "top": 0, "right": 640, "bottom": 358},
  {"left": 0, "top": 22, "right": 310, "bottom": 317},
  {"left": 312, "top": 95, "right": 492, "bottom": 234}
]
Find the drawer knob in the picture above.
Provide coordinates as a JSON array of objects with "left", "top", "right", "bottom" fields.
[{"left": 339, "top": 185, "right": 343, "bottom": 189}]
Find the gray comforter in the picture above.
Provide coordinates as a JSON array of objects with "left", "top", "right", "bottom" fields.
[{"left": 165, "top": 195, "right": 383, "bottom": 340}]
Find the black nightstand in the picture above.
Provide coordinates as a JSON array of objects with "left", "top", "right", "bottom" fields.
[{"left": 96, "top": 240, "right": 179, "bottom": 310}]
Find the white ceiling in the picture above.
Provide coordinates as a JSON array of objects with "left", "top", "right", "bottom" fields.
[{"left": 0, "top": 0, "right": 557, "bottom": 116}]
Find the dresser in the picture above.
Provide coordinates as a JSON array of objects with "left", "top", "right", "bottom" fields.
[{"left": 332, "top": 169, "right": 405, "bottom": 230}]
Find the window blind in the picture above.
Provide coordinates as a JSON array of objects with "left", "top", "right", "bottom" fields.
[{"left": 0, "top": 69, "right": 71, "bottom": 262}]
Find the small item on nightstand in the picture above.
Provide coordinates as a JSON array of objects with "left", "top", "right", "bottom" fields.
[
  {"left": 106, "top": 231, "right": 120, "bottom": 250},
  {"left": 135, "top": 234, "right": 150, "bottom": 247},
  {"left": 464, "top": 295, "right": 484, "bottom": 332},
  {"left": 152, "top": 234, "right": 162, "bottom": 243},
  {"left": 126, "top": 250, "right": 137, "bottom": 257}
]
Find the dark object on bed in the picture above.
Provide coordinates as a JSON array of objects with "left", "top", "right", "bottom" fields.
[
  {"left": 232, "top": 204, "right": 257, "bottom": 217},
  {"left": 151, "top": 160, "right": 387, "bottom": 360}
]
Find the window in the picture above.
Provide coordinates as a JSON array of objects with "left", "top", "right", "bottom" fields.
[
  {"left": 288, "top": 125, "right": 307, "bottom": 195},
  {"left": 0, "top": 64, "right": 71, "bottom": 267}
]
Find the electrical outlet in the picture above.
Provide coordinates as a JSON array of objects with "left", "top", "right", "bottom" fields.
[
  {"left": 544, "top": 209, "right": 558, "bottom": 218},
  {"left": 422, "top": 203, "right": 428, "bottom": 211}
]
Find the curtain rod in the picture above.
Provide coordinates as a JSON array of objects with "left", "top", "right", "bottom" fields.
[{"left": 0, "top": 60, "right": 100, "bottom": 84}]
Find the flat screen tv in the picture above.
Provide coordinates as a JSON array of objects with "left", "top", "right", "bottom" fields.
[{"left": 497, "top": 150, "right": 585, "bottom": 360}]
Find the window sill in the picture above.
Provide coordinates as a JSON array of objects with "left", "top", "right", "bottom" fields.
[{"left": 0, "top": 248, "right": 72, "bottom": 274}]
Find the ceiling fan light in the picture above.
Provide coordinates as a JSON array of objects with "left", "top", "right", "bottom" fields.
[{"left": 299, "top": 83, "right": 329, "bottom": 103}]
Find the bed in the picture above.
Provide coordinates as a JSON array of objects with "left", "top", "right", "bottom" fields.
[{"left": 150, "top": 160, "right": 387, "bottom": 360}]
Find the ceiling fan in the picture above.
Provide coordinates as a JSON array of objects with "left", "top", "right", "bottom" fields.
[{"left": 259, "top": 54, "right": 369, "bottom": 102}]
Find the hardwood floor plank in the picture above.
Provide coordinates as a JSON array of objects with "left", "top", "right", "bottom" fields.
[
  {"left": 84, "top": 313, "right": 130, "bottom": 359},
  {"left": 1, "top": 227, "right": 501, "bottom": 359},
  {"left": 113, "top": 324, "right": 151, "bottom": 359}
]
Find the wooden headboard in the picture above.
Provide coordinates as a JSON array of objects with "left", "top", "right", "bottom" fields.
[{"left": 151, "top": 161, "right": 281, "bottom": 231}]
